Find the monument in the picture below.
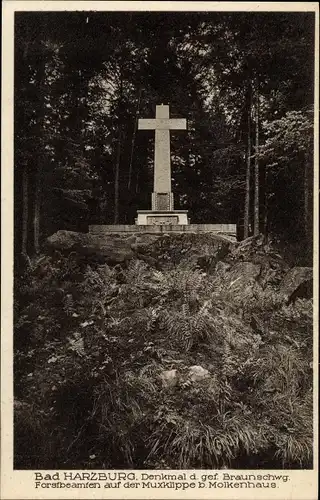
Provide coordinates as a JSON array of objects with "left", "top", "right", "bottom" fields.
[
  {"left": 89, "top": 102, "right": 236, "bottom": 238},
  {"left": 135, "top": 104, "right": 188, "bottom": 225}
]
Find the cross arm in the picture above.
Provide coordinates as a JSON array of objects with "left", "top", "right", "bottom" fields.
[
  {"left": 138, "top": 118, "right": 187, "bottom": 130},
  {"left": 138, "top": 119, "right": 158, "bottom": 130}
]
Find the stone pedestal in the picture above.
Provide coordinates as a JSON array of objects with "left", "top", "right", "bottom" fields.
[
  {"left": 135, "top": 210, "right": 189, "bottom": 226},
  {"left": 89, "top": 223, "right": 237, "bottom": 240}
]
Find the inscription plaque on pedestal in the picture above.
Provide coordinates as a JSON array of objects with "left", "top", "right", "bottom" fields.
[
  {"left": 147, "top": 216, "right": 179, "bottom": 225},
  {"left": 157, "top": 193, "right": 170, "bottom": 211}
]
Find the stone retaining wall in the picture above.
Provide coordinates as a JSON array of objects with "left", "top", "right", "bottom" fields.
[{"left": 89, "top": 224, "right": 237, "bottom": 236}]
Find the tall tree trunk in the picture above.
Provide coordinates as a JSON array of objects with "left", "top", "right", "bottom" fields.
[
  {"left": 114, "top": 131, "right": 122, "bottom": 224},
  {"left": 22, "top": 166, "right": 29, "bottom": 255},
  {"left": 243, "top": 86, "right": 252, "bottom": 239},
  {"left": 33, "top": 59, "right": 45, "bottom": 254},
  {"left": 114, "top": 71, "right": 124, "bottom": 225},
  {"left": 263, "top": 164, "right": 268, "bottom": 237},
  {"left": 33, "top": 168, "right": 41, "bottom": 254},
  {"left": 128, "top": 87, "right": 142, "bottom": 190},
  {"left": 253, "top": 86, "right": 260, "bottom": 236},
  {"left": 304, "top": 161, "right": 310, "bottom": 239}
]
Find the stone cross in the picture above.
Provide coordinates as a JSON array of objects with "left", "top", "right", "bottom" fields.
[{"left": 138, "top": 104, "right": 186, "bottom": 211}]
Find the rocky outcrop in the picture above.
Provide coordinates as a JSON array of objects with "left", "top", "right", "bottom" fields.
[
  {"left": 46, "top": 230, "right": 236, "bottom": 268},
  {"left": 280, "top": 267, "right": 313, "bottom": 302},
  {"left": 129, "top": 234, "right": 162, "bottom": 252},
  {"left": 223, "top": 261, "right": 262, "bottom": 291},
  {"left": 46, "top": 230, "right": 135, "bottom": 264},
  {"left": 188, "top": 365, "right": 210, "bottom": 382},
  {"left": 45, "top": 232, "right": 313, "bottom": 306}
]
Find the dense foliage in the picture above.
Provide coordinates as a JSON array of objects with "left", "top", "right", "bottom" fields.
[{"left": 14, "top": 236, "right": 313, "bottom": 469}]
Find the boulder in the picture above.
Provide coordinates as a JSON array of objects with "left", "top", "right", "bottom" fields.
[
  {"left": 230, "top": 234, "right": 265, "bottom": 261},
  {"left": 215, "top": 261, "right": 231, "bottom": 274},
  {"left": 46, "top": 230, "right": 135, "bottom": 264},
  {"left": 159, "top": 369, "right": 179, "bottom": 388},
  {"left": 188, "top": 365, "right": 210, "bottom": 382},
  {"left": 224, "top": 262, "right": 261, "bottom": 290},
  {"left": 197, "top": 255, "right": 217, "bottom": 273},
  {"left": 230, "top": 235, "right": 288, "bottom": 272},
  {"left": 130, "top": 234, "right": 162, "bottom": 252},
  {"left": 280, "top": 267, "right": 313, "bottom": 301}
]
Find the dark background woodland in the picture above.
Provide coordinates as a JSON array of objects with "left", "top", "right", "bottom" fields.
[{"left": 15, "top": 11, "right": 314, "bottom": 257}]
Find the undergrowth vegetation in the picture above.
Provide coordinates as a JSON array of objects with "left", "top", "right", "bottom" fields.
[{"left": 14, "top": 236, "right": 313, "bottom": 469}]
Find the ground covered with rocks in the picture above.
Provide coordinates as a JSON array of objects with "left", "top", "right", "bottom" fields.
[{"left": 14, "top": 234, "right": 313, "bottom": 469}]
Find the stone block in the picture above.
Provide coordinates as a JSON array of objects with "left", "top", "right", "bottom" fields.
[
  {"left": 89, "top": 223, "right": 237, "bottom": 237},
  {"left": 135, "top": 210, "right": 189, "bottom": 226}
]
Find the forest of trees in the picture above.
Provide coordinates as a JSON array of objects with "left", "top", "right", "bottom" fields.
[{"left": 15, "top": 11, "right": 315, "bottom": 256}]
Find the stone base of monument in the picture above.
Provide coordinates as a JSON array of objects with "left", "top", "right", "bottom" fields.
[
  {"left": 89, "top": 223, "right": 237, "bottom": 239},
  {"left": 135, "top": 210, "right": 189, "bottom": 225}
]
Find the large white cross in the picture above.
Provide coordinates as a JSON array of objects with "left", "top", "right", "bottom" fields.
[{"left": 138, "top": 104, "right": 186, "bottom": 194}]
